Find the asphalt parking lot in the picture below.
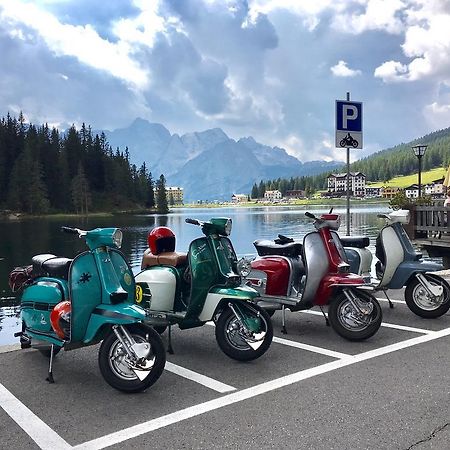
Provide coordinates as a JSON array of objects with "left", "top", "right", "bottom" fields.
[{"left": 1, "top": 290, "right": 450, "bottom": 450}]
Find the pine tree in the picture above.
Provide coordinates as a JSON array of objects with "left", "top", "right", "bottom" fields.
[
  {"left": 155, "top": 174, "right": 169, "bottom": 213},
  {"left": 71, "top": 163, "right": 91, "bottom": 214}
]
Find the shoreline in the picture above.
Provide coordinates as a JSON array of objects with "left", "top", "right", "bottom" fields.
[{"left": 0, "top": 198, "right": 391, "bottom": 221}]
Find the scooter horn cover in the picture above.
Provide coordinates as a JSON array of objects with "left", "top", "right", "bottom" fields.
[
  {"left": 148, "top": 226, "right": 176, "bottom": 255},
  {"left": 50, "top": 301, "right": 71, "bottom": 340}
]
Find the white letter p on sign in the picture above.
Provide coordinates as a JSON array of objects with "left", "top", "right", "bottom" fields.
[{"left": 343, "top": 105, "right": 358, "bottom": 129}]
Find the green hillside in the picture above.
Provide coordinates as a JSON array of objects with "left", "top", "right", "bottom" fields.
[{"left": 367, "top": 167, "right": 447, "bottom": 188}]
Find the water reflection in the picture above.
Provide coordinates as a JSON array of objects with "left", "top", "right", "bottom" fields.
[{"left": 0, "top": 205, "right": 389, "bottom": 345}]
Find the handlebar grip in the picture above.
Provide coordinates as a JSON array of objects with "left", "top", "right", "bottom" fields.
[
  {"left": 185, "top": 218, "right": 200, "bottom": 225},
  {"left": 305, "top": 212, "right": 315, "bottom": 219},
  {"left": 61, "top": 226, "right": 78, "bottom": 234}
]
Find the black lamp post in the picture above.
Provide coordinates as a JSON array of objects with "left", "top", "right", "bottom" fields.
[{"left": 412, "top": 144, "right": 428, "bottom": 197}]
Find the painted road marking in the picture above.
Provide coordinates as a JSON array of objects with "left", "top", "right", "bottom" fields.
[
  {"left": 0, "top": 383, "right": 72, "bottom": 450},
  {"left": 165, "top": 362, "right": 236, "bottom": 393},
  {"left": 73, "top": 327, "right": 450, "bottom": 450},
  {"left": 0, "top": 343, "right": 20, "bottom": 354},
  {"left": 299, "top": 309, "right": 433, "bottom": 334},
  {"left": 380, "top": 322, "right": 435, "bottom": 334},
  {"left": 273, "top": 337, "right": 350, "bottom": 359},
  {"left": 376, "top": 296, "right": 405, "bottom": 304}
]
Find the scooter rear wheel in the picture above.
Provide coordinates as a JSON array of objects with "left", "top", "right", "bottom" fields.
[
  {"left": 328, "top": 291, "right": 382, "bottom": 341},
  {"left": 405, "top": 274, "right": 450, "bottom": 318},
  {"left": 99, "top": 324, "right": 166, "bottom": 393}
]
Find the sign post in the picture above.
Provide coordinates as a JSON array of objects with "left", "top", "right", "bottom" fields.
[{"left": 335, "top": 93, "right": 363, "bottom": 235}]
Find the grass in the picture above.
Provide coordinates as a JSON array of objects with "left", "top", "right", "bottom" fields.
[{"left": 367, "top": 167, "right": 447, "bottom": 188}]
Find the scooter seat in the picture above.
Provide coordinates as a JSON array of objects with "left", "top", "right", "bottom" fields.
[
  {"left": 142, "top": 249, "right": 188, "bottom": 269},
  {"left": 339, "top": 236, "right": 370, "bottom": 248},
  {"left": 41, "top": 257, "right": 73, "bottom": 279},
  {"left": 253, "top": 239, "right": 303, "bottom": 257}
]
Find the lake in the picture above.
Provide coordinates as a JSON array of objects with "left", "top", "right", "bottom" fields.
[{"left": 0, "top": 204, "right": 393, "bottom": 345}]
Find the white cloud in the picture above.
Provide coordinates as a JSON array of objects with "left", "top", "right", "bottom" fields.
[
  {"left": 0, "top": 0, "right": 149, "bottom": 88},
  {"left": 331, "top": 60, "right": 362, "bottom": 77},
  {"left": 374, "top": 60, "right": 408, "bottom": 82},
  {"left": 332, "top": 0, "right": 406, "bottom": 35}
]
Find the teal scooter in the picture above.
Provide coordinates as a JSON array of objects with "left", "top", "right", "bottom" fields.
[{"left": 10, "top": 227, "right": 166, "bottom": 393}]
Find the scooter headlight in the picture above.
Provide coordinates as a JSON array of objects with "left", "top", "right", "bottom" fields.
[{"left": 112, "top": 229, "right": 123, "bottom": 248}]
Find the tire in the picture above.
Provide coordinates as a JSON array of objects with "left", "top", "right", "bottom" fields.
[
  {"left": 215, "top": 304, "right": 273, "bottom": 361},
  {"left": 153, "top": 325, "right": 167, "bottom": 335},
  {"left": 98, "top": 324, "right": 166, "bottom": 393},
  {"left": 328, "top": 290, "right": 382, "bottom": 341},
  {"left": 266, "top": 309, "right": 276, "bottom": 318},
  {"left": 405, "top": 274, "right": 450, "bottom": 319}
]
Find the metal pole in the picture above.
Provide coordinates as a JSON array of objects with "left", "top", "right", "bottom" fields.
[
  {"left": 418, "top": 155, "right": 422, "bottom": 198},
  {"left": 346, "top": 91, "right": 350, "bottom": 236}
]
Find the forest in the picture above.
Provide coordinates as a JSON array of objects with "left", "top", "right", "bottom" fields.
[
  {"left": 251, "top": 127, "right": 450, "bottom": 198},
  {"left": 0, "top": 113, "right": 169, "bottom": 214}
]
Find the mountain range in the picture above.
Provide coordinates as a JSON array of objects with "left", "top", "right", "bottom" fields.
[{"left": 102, "top": 118, "right": 341, "bottom": 201}]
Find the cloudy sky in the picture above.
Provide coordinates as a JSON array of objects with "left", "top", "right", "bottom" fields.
[{"left": 1, "top": 0, "right": 449, "bottom": 163}]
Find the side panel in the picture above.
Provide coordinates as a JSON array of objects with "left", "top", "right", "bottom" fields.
[
  {"left": 251, "top": 257, "right": 290, "bottom": 296},
  {"left": 70, "top": 252, "right": 102, "bottom": 342},
  {"left": 135, "top": 267, "right": 177, "bottom": 311},
  {"left": 302, "top": 233, "right": 328, "bottom": 303},
  {"left": 21, "top": 278, "right": 66, "bottom": 334}
]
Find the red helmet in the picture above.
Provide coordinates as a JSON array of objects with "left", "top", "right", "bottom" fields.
[
  {"left": 148, "top": 226, "right": 175, "bottom": 255},
  {"left": 50, "top": 301, "right": 71, "bottom": 340}
]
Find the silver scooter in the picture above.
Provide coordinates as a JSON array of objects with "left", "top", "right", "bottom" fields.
[{"left": 342, "top": 210, "right": 450, "bottom": 318}]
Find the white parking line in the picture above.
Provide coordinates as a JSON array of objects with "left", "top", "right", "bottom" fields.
[
  {"left": 376, "top": 296, "right": 405, "bottom": 304},
  {"left": 0, "top": 383, "right": 72, "bottom": 450},
  {"left": 273, "top": 337, "right": 350, "bottom": 359},
  {"left": 299, "top": 309, "right": 433, "bottom": 334},
  {"left": 73, "top": 326, "right": 450, "bottom": 450},
  {"left": 165, "top": 362, "right": 236, "bottom": 393},
  {"left": 380, "top": 322, "right": 435, "bottom": 334}
]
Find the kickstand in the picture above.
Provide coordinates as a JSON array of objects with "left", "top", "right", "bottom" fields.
[
  {"left": 167, "top": 325, "right": 174, "bottom": 355},
  {"left": 320, "top": 306, "right": 330, "bottom": 326},
  {"left": 281, "top": 305, "right": 287, "bottom": 334},
  {"left": 383, "top": 290, "right": 394, "bottom": 309},
  {"left": 46, "top": 344, "right": 55, "bottom": 384}
]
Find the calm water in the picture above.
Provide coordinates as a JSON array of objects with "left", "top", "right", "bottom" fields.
[{"left": 0, "top": 204, "right": 389, "bottom": 345}]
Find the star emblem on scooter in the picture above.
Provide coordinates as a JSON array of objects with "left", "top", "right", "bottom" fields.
[{"left": 78, "top": 272, "right": 92, "bottom": 284}]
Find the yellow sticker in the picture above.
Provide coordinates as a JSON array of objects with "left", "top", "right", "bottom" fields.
[
  {"left": 123, "top": 273, "right": 132, "bottom": 286},
  {"left": 135, "top": 285, "right": 143, "bottom": 303}
]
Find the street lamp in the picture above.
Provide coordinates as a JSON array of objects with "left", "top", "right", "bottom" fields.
[{"left": 412, "top": 144, "right": 428, "bottom": 197}]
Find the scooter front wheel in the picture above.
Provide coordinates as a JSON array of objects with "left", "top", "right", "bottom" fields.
[
  {"left": 215, "top": 304, "right": 273, "bottom": 361},
  {"left": 99, "top": 324, "right": 166, "bottom": 393},
  {"left": 405, "top": 274, "right": 450, "bottom": 318},
  {"left": 328, "top": 291, "right": 382, "bottom": 341}
]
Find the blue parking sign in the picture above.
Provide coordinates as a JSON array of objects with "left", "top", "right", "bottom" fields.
[{"left": 335, "top": 100, "right": 363, "bottom": 149}]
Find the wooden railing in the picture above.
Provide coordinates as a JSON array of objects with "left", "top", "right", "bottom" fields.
[{"left": 414, "top": 205, "right": 450, "bottom": 238}]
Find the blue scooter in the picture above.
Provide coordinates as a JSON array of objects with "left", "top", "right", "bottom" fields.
[{"left": 342, "top": 210, "right": 450, "bottom": 318}]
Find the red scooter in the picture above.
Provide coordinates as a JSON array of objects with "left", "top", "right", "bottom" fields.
[{"left": 239, "top": 211, "right": 382, "bottom": 341}]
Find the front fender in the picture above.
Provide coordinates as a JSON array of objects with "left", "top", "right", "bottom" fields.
[
  {"left": 198, "top": 285, "right": 260, "bottom": 322},
  {"left": 390, "top": 260, "right": 443, "bottom": 289},
  {"left": 83, "top": 304, "right": 146, "bottom": 343}
]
